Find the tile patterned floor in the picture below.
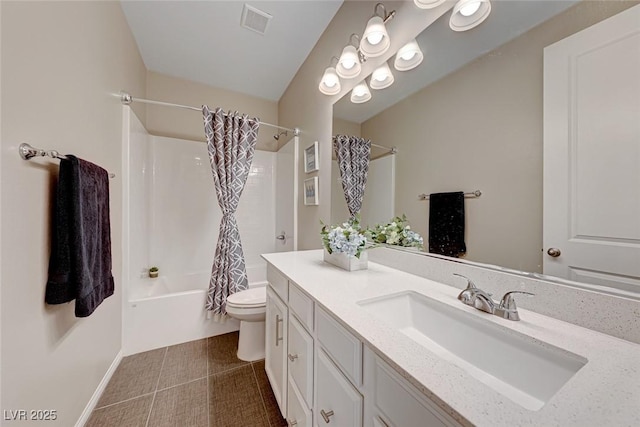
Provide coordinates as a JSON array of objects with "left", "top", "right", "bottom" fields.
[{"left": 86, "top": 332, "right": 287, "bottom": 427}]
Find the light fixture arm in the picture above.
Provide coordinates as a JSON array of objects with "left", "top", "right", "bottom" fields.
[
  {"left": 330, "top": 56, "right": 340, "bottom": 67},
  {"left": 348, "top": 34, "right": 367, "bottom": 64},
  {"left": 374, "top": 3, "right": 396, "bottom": 23},
  {"left": 348, "top": 33, "right": 361, "bottom": 48}
]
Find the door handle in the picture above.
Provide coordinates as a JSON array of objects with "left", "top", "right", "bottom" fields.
[
  {"left": 276, "top": 231, "right": 288, "bottom": 244},
  {"left": 547, "top": 248, "right": 561, "bottom": 257},
  {"left": 275, "top": 315, "right": 283, "bottom": 346}
]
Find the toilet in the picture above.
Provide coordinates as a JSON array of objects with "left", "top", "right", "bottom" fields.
[{"left": 225, "top": 286, "right": 267, "bottom": 361}]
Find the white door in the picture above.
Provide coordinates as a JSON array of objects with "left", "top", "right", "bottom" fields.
[
  {"left": 275, "top": 136, "right": 298, "bottom": 251},
  {"left": 543, "top": 5, "right": 640, "bottom": 298}
]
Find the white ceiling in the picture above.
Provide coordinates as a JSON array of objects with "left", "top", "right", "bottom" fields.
[
  {"left": 120, "top": 0, "right": 343, "bottom": 102},
  {"left": 121, "top": 0, "right": 579, "bottom": 112}
]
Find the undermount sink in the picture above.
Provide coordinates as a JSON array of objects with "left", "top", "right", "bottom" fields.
[{"left": 357, "top": 291, "right": 587, "bottom": 411}]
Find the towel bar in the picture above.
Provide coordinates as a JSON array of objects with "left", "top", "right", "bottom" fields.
[
  {"left": 418, "top": 190, "right": 481, "bottom": 200},
  {"left": 19, "top": 143, "right": 115, "bottom": 178}
]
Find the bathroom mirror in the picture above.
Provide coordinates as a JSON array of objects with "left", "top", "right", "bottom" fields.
[{"left": 332, "top": 1, "right": 639, "bottom": 297}]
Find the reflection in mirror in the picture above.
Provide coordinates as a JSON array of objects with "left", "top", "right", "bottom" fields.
[
  {"left": 331, "top": 121, "right": 395, "bottom": 228},
  {"left": 332, "top": 1, "right": 640, "bottom": 298}
]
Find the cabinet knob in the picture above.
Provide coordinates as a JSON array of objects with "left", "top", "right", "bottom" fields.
[
  {"left": 288, "top": 419, "right": 298, "bottom": 426},
  {"left": 320, "top": 409, "right": 335, "bottom": 423},
  {"left": 288, "top": 353, "right": 299, "bottom": 362}
]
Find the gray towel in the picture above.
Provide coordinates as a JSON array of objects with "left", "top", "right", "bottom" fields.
[{"left": 45, "top": 155, "right": 114, "bottom": 317}]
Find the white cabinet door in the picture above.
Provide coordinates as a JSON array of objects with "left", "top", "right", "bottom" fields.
[
  {"left": 543, "top": 5, "right": 640, "bottom": 298},
  {"left": 315, "top": 348, "right": 363, "bottom": 427},
  {"left": 288, "top": 314, "right": 314, "bottom": 408},
  {"left": 287, "top": 377, "right": 313, "bottom": 427},
  {"left": 266, "top": 286, "right": 288, "bottom": 416}
]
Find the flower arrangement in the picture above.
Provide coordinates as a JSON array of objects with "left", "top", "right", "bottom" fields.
[
  {"left": 369, "top": 214, "right": 424, "bottom": 249},
  {"left": 320, "top": 215, "right": 368, "bottom": 258}
]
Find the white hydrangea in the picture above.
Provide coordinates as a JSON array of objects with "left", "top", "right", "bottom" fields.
[{"left": 327, "top": 225, "right": 367, "bottom": 257}]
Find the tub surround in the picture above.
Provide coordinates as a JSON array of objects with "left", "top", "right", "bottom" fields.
[
  {"left": 122, "top": 107, "right": 276, "bottom": 355},
  {"left": 262, "top": 250, "right": 640, "bottom": 426}
]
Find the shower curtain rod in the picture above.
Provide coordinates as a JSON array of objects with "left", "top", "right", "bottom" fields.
[
  {"left": 371, "top": 143, "right": 397, "bottom": 155},
  {"left": 118, "top": 92, "right": 300, "bottom": 136}
]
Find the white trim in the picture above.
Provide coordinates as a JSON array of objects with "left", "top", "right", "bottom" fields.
[
  {"left": 75, "top": 350, "right": 123, "bottom": 427},
  {"left": 121, "top": 106, "right": 131, "bottom": 352},
  {"left": 293, "top": 136, "right": 299, "bottom": 251}
]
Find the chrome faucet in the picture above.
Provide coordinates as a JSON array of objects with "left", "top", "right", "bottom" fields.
[
  {"left": 494, "top": 291, "right": 535, "bottom": 321},
  {"left": 453, "top": 274, "right": 534, "bottom": 321},
  {"left": 453, "top": 273, "right": 495, "bottom": 314}
]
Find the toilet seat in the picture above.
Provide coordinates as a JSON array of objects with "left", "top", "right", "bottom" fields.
[
  {"left": 225, "top": 286, "right": 267, "bottom": 361},
  {"left": 226, "top": 286, "right": 266, "bottom": 309}
]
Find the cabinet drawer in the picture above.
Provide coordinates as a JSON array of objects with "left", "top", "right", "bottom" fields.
[
  {"left": 316, "top": 307, "right": 362, "bottom": 386},
  {"left": 288, "top": 315, "right": 313, "bottom": 408},
  {"left": 289, "top": 284, "right": 314, "bottom": 332},
  {"left": 373, "top": 356, "right": 459, "bottom": 427},
  {"left": 267, "top": 264, "right": 288, "bottom": 301},
  {"left": 316, "top": 348, "right": 363, "bottom": 427},
  {"left": 287, "top": 377, "right": 312, "bottom": 427}
]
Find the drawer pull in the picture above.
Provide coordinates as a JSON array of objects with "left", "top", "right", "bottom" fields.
[
  {"left": 288, "top": 419, "right": 298, "bottom": 426},
  {"left": 275, "top": 314, "right": 283, "bottom": 346},
  {"left": 288, "top": 353, "right": 299, "bottom": 362},
  {"left": 320, "top": 409, "right": 335, "bottom": 423}
]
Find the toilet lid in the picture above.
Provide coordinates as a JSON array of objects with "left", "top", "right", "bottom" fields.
[{"left": 226, "top": 287, "right": 266, "bottom": 308}]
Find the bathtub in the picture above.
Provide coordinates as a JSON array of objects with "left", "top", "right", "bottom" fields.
[{"left": 123, "top": 265, "right": 267, "bottom": 356}]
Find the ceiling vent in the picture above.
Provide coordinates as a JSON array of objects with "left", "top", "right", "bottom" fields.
[{"left": 241, "top": 4, "right": 273, "bottom": 35}]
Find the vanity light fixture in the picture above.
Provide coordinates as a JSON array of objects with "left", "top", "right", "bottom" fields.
[
  {"left": 351, "top": 81, "right": 372, "bottom": 104},
  {"left": 449, "top": 0, "right": 491, "bottom": 32},
  {"left": 370, "top": 62, "right": 394, "bottom": 90},
  {"left": 337, "top": 34, "right": 365, "bottom": 79},
  {"left": 359, "top": 3, "right": 395, "bottom": 58},
  {"left": 413, "top": 0, "right": 447, "bottom": 9},
  {"left": 319, "top": 56, "right": 341, "bottom": 96},
  {"left": 394, "top": 39, "right": 423, "bottom": 71}
]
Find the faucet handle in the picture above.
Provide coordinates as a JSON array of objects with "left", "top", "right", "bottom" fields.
[
  {"left": 499, "top": 291, "right": 535, "bottom": 310},
  {"left": 453, "top": 273, "right": 476, "bottom": 290}
]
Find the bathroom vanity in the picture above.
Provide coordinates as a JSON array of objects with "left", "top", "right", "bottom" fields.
[{"left": 262, "top": 250, "right": 640, "bottom": 427}]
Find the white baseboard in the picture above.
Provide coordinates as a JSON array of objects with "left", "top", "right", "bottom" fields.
[{"left": 75, "top": 350, "right": 123, "bottom": 427}]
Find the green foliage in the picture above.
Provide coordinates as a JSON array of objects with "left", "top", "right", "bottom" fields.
[{"left": 366, "top": 214, "right": 424, "bottom": 249}]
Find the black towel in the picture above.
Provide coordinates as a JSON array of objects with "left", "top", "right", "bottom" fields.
[
  {"left": 45, "top": 155, "right": 114, "bottom": 317},
  {"left": 428, "top": 191, "right": 466, "bottom": 258}
]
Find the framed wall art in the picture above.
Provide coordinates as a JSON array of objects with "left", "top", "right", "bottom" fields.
[
  {"left": 304, "top": 141, "right": 319, "bottom": 173},
  {"left": 304, "top": 176, "right": 319, "bottom": 206}
]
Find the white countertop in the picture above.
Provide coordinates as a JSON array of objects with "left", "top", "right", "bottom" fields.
[{"left": 262, "top": 250, "right": 640, "bottom": 427}]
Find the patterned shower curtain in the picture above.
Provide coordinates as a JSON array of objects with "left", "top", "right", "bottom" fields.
[
  {"left": 333, "top": 134, "right": 372, "bottom": 217},
  {"left": 203, "top": 106, "right": 259, "bottom": 319}
]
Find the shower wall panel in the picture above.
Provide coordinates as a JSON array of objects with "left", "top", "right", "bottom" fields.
[{"left": 148, "top": 136, "right": 276, "bottom": 282}]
